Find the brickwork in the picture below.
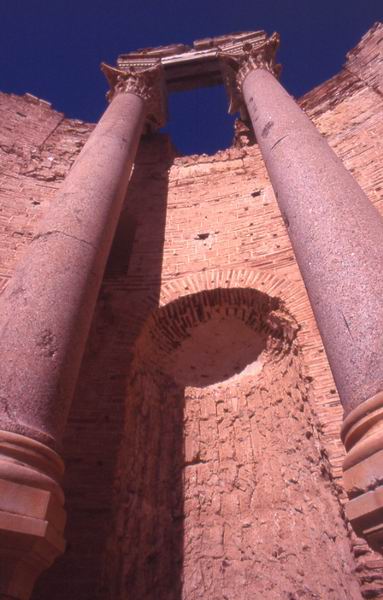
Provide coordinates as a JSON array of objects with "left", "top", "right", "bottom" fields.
[
  {"left": 0, "top": 93, "right": 93, "bottom": 289},
  {"left": 104, "top": 286, "right": 361, "bottom": 599},
  {"left": 0, "top": 22, "right": 382, "bottom": 600}
]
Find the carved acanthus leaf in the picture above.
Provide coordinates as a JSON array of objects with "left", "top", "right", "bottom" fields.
[
  {"left": 219, "top": 32, "right": 282, "bottom": 116},
  {"left": 101, "top": 62, "right": 167, "bottom": 130}
]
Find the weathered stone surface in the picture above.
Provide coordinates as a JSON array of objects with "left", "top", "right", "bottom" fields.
[
  {"left": 238, "top": 27, "right": 383, "bottom": 554},
  {"left": 108, "top": 286, "right": 361, "bottom": 599},
  {"left": 0, "top": 431, "right": 66, "bottom": 600},
  {"left": 242, "top": 42, "right": 383, "bottom": 421},
  {"left": 0, "top": 91, "right": 146, "bottom": 448},
  {"left": 0, "top": 22, "right": 382, "bottom": 600},
  {"left": 0, "top": 86, "right": 148, "bottom": 598}
]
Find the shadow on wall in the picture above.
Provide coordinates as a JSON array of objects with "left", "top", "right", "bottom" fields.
[
  {"left": 109, "top": 288, "right": 360, "bottom": 599},
  {"left": 33, "top": 134, "right": 173, "bottom": 600},
  {"left": 105, "top": 288, "right": 296, "bottom": 599},
  {"left": 166, "top": 315, "right": 266, "bottom": 387}
]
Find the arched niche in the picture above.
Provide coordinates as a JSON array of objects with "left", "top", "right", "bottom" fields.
[{"left": 104, "top": 283, "right": 360, "bottom": 600}]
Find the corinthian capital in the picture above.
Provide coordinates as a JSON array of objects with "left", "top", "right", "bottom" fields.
[
  {"left": 219, "top": 32, "right": 281, "bottom": 115},
  {"left": 101, "top": 62, "right": 167, "bottom": 131}
]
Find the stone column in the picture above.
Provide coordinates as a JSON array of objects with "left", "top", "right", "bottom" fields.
[
  {"left": 0, "top": 62, "right": 166, "bottom": 598},
  {"left": 221, "top": 35, "right": 383, "bottom": 551}
]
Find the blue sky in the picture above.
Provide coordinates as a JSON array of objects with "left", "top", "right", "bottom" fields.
[{"left": 1, "top": 0, "right": 381, "bottom": 154}]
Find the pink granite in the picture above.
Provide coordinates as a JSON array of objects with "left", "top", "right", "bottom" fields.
[
  {"left": 242, "top": 67, "right": 383, "bottom": 417},
  {"left": 0, "top": 91, "right": 145, "bottom": 449}
]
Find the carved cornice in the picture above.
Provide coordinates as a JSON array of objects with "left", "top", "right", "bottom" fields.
[
  {"left": 116, "top": 31, "right": 269, "bottom": 93},
  {"left": 101, "top": 62, "right": 167, "bottom": 131},
  {"left": 101, "top": 31, "right": 279, "bottom": 132},
  {"left": 219, "top": 32, "right": 281, "bottom": 115}
]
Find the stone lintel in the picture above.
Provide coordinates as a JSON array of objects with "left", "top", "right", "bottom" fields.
[
  {"left": 116, "top": 30, "right": 269, "bottom": 93},
  {"left": 106, "top": 30, "right": 275, "bottom": 138}
]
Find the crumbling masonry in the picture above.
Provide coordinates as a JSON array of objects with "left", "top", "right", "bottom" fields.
[{"left": 0, "top": 23, "right": 383, "bottom": 600}]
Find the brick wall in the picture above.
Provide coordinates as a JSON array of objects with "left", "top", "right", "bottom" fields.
[{"left": 0, "top": 22, "right": 382, "bottom": 600}]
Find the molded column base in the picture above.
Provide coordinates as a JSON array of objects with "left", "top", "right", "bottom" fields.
[
  {"left": 0, "top": 431, "right": 66, "bottom": 600},
  {"left": 342, "top": 392, "right": 383, "bottom": 552}
]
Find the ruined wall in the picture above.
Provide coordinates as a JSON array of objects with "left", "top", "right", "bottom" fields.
[
  {"left": 105, "top": 288, "right": 360, "bottom": 600},
  {"left": 0, "top": 22, "right": 382, "bottom": 600}
]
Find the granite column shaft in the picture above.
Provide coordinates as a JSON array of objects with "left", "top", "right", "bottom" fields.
[
  {"left": 241, "top": 63, "right": 383, "bottom": 550},
  {"left": 0, "top": 65, "right": 163, "bottom": 599},
  {"left": 0, "top": 91, "right": 145, "bottom": 448}
]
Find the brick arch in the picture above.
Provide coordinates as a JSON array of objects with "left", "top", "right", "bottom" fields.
[
  {"left": 158, "top": 268, "right": 306, "bottom": 310},
  {"left": 136, "top": 287, "right": 298, "bottom": 368},
  {"left": 107, "top": 268, "right": 356, "bottom": 599},
  {"left": 135, "top": 268, "right": 306, "bottom": 369}
]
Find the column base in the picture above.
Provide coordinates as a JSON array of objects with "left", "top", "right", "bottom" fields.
[
  {"left": 0, "top": 431, "right": 66, "bottom": 600},
  {"left": 341, "top": 392, "right": 383, "bottom": 552}
]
